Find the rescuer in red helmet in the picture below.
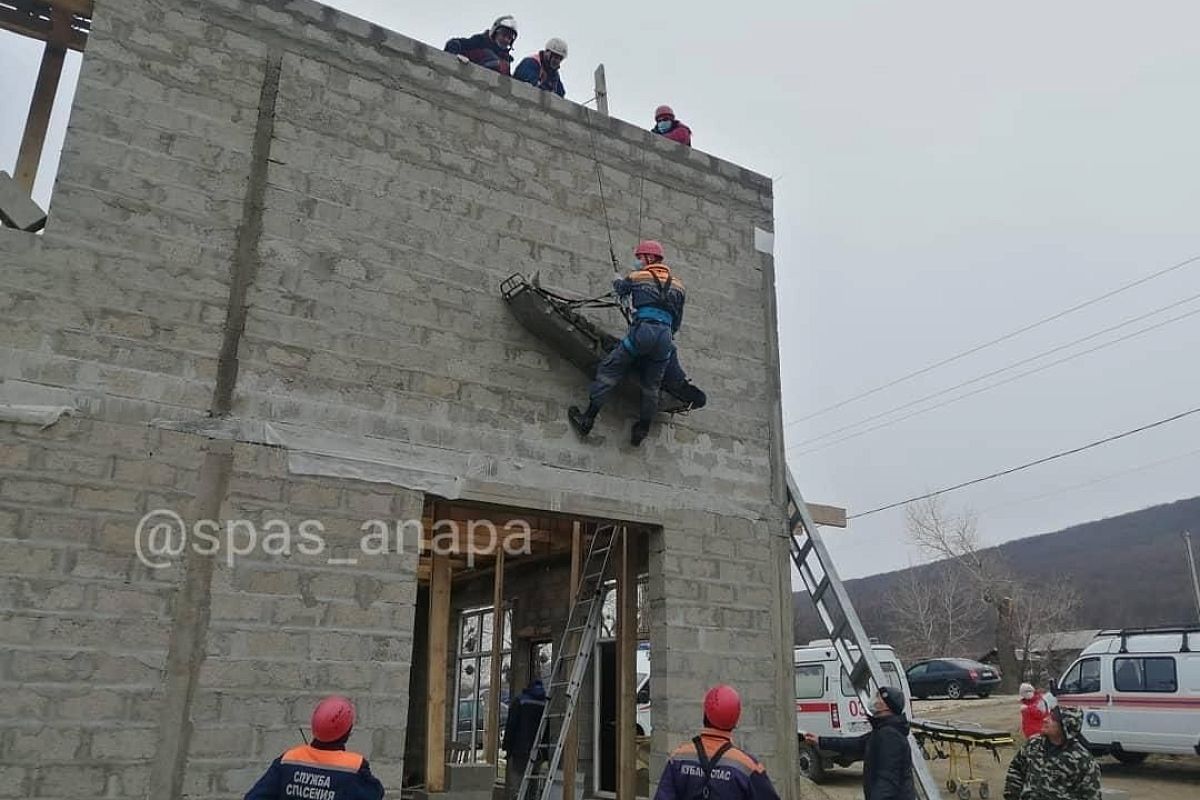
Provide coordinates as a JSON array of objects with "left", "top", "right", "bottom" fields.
[
  {"left": 568, "top": 239, "right": 688, "bottom": 446},
  {"left": 244, "top": 695, "right": 384, "bottom": 800},
  {"left": 651, "top": 105, "right": 692, "bottom": 147},
  {"left": 653, "top": 685, "right": 781, "bottom": 800}
]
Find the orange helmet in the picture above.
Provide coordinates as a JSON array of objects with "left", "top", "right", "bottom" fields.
[{"left": 634, "top": 240, "right": 664, "bottom": 259}]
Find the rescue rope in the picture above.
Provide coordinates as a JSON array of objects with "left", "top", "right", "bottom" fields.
[{"left": 582, "top": 105, "right": 632, "bottom": 323}]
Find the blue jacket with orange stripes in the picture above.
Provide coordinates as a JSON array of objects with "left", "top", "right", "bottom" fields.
[
  {"left": 244, "top": 742, "right": 384, "bottom": 800},
  {"left": 653, "top": 728, "right": 781, "bottom": 800},
  {"left": 613, "top": 263, "right": 686, "bottom": 334}
]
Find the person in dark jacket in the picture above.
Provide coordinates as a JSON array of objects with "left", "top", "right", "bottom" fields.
[
  {"left": 503, "top": 679, "right": 548, "bottom": 799},
  {"left": 513, "top": 38, "right": 568, "bottom": 97},
  {"left": 568, "top": 239, "right": 686, "bottom": 446},
  {"left": 651, "top": 105, "right": 692, "bottom": 146},
  {"left": 244, "top": 695, "right": 384, "bottom": 800},
  {"left": 654, "top": 684, "right": 780, "bottom": 800},
  {"left": 444, "top": 16, "right": 518, "bottom": 75},
  {"left": 805, "top": 686, "right": 915, "bottom": 800}
]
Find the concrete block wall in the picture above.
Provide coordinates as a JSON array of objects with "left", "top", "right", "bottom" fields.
[
  {"left": 0, "top": 417, "right": 191, "bottom": 799},
  {"left": 648, "top": 513, "right": 794, "bottom": 784},
  {"left": 0, "top": 0, "right": 796, "bottom": 796},
  {"left": 0, "top": 416, "right": 421, "bottom": 798}
]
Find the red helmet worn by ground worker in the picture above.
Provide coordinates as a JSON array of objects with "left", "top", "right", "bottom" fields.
[
  {"left": 654, "top": 105, "right": 675, "bottom": 121},
  {"left": 312, "top": 695, "right": 356, "bottom": 742},
  {"left": 634, "top": 240, "right": 664, "bottom": 259},
  {"left": 704, "top": 684, "right": 741, "bottom": 731}
]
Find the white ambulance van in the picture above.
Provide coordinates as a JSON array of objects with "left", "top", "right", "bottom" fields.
[
  {"left": 1053, "top": 625, "right": 1200, "bottom": 763},
  {"left": 794, "top": 639, "right": 912, "bottom": 782}
]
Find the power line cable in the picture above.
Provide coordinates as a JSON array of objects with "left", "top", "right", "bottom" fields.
[
  {"left": 977, "top": 446, "right": 1200, "bottom": 515},
  {"left": 793, "top": 289, "right": 1200, "bottom": 448},
  {"left": 787, "top": 252, "right": 1200, "bottom": 427},
  {"left": 789, "top": 303, "right": 1200, "bottom": 456},
  {"left": 846, "top": 405, "right": 1200, "bottom": 520}
]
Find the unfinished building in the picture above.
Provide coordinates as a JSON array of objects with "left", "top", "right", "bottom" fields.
[{"left": 0, "top": 1, "right": 801, "bottom": 798}]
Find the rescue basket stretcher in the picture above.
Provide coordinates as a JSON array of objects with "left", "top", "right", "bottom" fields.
[
  {"left": 910, "top": 718, "right": 1015, "bottom": 800},
  {"left": 500, "top": 272, "right": 707, "bottom": 414}
]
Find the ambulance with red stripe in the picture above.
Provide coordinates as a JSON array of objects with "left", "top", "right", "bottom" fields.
[
  {"left": 1052, "top": 625, "right": 1200, "bottom": 763},
  {"left": 792, "top": 639, "right": 912, "bottom": 782}
]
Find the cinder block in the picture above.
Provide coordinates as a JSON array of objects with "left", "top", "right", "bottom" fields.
[{"left": 8, "top": 726, "right": 83, "bottom": 760}]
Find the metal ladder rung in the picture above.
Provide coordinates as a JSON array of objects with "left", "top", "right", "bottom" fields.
[
  {"left": 784, "top": 468, "right": 940, "bottom": 800},
  {"left": 517, "top": 524, "right": 624, "bottom": 800}
]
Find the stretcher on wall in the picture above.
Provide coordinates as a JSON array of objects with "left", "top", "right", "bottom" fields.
[
  {"left": 500, "top": 272, "right": 707, "bottom": 414},
  {"left": 910, "top": 719, "right": 1015, "bottom": 800}
]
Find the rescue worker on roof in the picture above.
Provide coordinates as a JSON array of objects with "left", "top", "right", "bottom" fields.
[
  {"left": 805, "top": 686, "right": 915, "bottom": 800},
  {"left": 568, "top": 240, "right": 686, "bottom": 447},
  {"left": 444, "top": 15, "right": 518, "bottom": 75},
  {"left": 651, "top": 105, "right": 692, "bottom": 146},
  {"left": 654, "top": 685, "right": 781, "bottom": 800},
  {"left": 244, "top": 696, "right": 384, "bottom": 800},
  {"left": 514, "top": 38, "right": 568, "bottom": 97},
  {"left": 1003, "top": 704, "right": 1101, "bottom": 800}
]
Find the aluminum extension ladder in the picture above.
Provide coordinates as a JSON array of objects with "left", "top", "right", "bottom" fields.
[
  {"left": 785, "top": 467, "right": 942, "bottom": 799},
  {"left": 516, "top": 524, "right": 622, "bottom": 800}
]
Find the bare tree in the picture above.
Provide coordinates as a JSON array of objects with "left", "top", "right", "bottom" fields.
[
  {"left": 902, "top": 497, "right": 1023, "bottom": 691},
  {"left": 1011, "top": 581, "right": 1081, "bottom": 687},
  {"left": 887, "top": 560, "right": 985, "bottom": 662}
]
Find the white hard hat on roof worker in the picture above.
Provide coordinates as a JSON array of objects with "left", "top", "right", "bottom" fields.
[
  {"left": 544, "top": 37, "right": 568, "bottom": 59},
  {"left": 490, "top": 15, "right": 518, "bottom": 40}
]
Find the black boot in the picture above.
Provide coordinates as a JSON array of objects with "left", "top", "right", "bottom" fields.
[
  {"left": 630, "top": 419, "right": 651, "bottom": 447},
  {"left": 568, "top": 403, "right": 598, "bottom": 436}
]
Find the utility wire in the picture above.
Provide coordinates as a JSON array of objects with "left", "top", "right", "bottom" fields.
[
  {"left": 787, "top": 252, "right": 1200, "bottom": 427},
  {"left": 977, "top": 446, "right": 1200, "bottom": 515},
  {"left": 846, "top": 405, "right": 1200, "bottom": 520},
  {"left": 794, "top": 290, "right": 1200, "bottom": 448},
  {"left": 789, "top": 303, "right": 1200, "bottom": 456}
]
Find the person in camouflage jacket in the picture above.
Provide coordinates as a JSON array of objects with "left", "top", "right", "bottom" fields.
[{"left": 1003, "top": 705, "right": 1101, "bottom": 800}]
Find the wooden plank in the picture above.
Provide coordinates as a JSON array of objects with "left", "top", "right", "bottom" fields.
[
  {"left": 14, "top": 7, "right": 69, "bottom": 194},
  {"left": 593, "top": 64, "right": 609, "bottom": 115},
  {"left": 49, "top": 0, "right": 94, "bottom": 16},
  {"left": 483, "top": 548, "right": 505, "bottom": 764},
  {"left": 0, "top": 170, "right": 47, "bottom": 231},
  {"left": 0, "top": 5, "right": 88, "bottom": 51},
  {"left": 561, "top": 523, "right": 583, "bottom": 800},
  {"left": 615, "top": 527, "right": 637, "bottom": 800},
  {"left": 425, "top": 552, "right": 452, "bottom": 793},
  {"left": 807, "top": 503, "right": 847, "bottom": 529}
]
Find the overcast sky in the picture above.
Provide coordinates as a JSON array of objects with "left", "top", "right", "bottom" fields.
[{"left": 3, "top": 2, "right": 1198, "bottom": 580}]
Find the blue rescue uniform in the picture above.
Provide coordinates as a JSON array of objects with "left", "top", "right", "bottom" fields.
[
  {"left": 244, "top": 743, "right": 384, "bottom": 800},
  {"left": 589, "top": 263, "right": 686, "bottom": 425},
  {"left": 654, "top": 729, "right": 780, "bottom": 800}
]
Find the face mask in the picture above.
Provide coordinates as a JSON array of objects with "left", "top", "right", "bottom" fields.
[{"left": 655, "top": 120, "right": 672, "bottom": 133}]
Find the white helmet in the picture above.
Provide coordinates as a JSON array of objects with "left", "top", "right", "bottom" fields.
[
  {"left": 544, "top": 37, "right": 568, "bottom": 58},
  {"left": 490, "top": 16, "right": 518, "bottom": 39}
]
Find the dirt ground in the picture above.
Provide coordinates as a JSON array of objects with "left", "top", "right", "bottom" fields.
[{"left": 799, "top": 695, "right": 1200, "bottom": 799}]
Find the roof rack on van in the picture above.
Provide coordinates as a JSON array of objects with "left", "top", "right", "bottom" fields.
[{"left": 1095, "top": 624, "right": 1199, "bottom": 654}]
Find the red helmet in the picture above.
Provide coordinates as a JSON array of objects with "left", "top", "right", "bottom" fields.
[
  {"left": 312, "top": 695, "right": 355, "bottom": 742},
  {"left": 654, "top": 104, "right": 675, "bottom": 121},
  {"left": 634, "top": 239, "right": 665, "bottom": 258},
  {"left": 704, "top": 684, "right": 741, "bottom": 731}
]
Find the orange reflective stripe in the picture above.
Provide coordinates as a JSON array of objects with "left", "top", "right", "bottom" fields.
[
  {"left": 281, "top": 745, "right": 364, "bottom": 772},
  {"left": 693, "top": 733, "right": 765, "bottom": 774}
]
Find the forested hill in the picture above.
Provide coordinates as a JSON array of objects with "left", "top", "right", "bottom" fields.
[{"left": 794, "top": 496, "right": 1200, "bottom": 649}]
